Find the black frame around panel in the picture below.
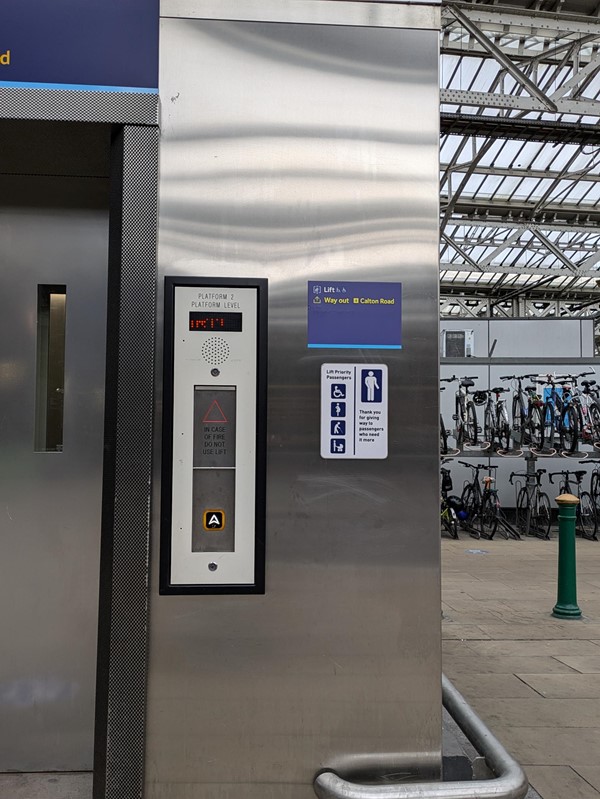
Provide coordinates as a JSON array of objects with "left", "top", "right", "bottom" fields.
[{"left": 160, "top": 276, "right": 268, "bottom": 596}]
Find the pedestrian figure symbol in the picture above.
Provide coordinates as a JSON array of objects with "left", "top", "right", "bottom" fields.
[
  {"left": 331, "top": 420, "right": 346, "bottom": 436},
  {"left": 330, "top": 439, "right": 346, "bottom": 454},
  {"left": 361, "top": 369, "right": 382, "bottom": 403}
]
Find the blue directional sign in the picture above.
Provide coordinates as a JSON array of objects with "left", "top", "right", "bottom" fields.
[
  {"left": 308, "top": 281, "right": 402, "bottom": 349},
  {"left": 0, "top": 1, "right": 159, "bottom": 92}
]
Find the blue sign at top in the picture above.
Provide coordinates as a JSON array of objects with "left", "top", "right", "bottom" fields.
[
  {"left": 0, "top": 0, "right": 159, "bottom": 93},
  {"left": 308, "top": 281, "right": 402, "bottom": 350}
]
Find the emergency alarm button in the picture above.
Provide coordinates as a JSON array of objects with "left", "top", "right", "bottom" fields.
[{"left": 203, "top": 510, "right": 225, "bottom": 531}]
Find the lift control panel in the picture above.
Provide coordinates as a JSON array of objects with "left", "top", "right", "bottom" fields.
[{"left": 160, "top": 277, "right": 267, "bottom": 594}]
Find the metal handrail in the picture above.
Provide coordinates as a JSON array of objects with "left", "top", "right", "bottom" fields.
[{"left": 313, "top": 673, "right": 528, "bottom": 799}]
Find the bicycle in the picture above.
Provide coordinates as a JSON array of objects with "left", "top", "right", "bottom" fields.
[
  {"left": 459, "top": 461, "right": 520, "bottom": 540},
  {"left": 510, "top": 467, "right": 551, "bottom": 539},
  {"left": 440, "top": 389, "right": 448, "bottom": 456},
  {"left": 549, "top": 470, "right": 597, "bottom": 540},
  {"left": 563, "top": 371, "right": 598, "bottom": 449},
  {"left": 449, "top": 376, "right": 479, "bottom": 448},
  {"left": 441, "top": 459, "right": 460, "bottom": 539},
  {"left": 482, "top": 385, "right": 511, "bottom": 452},
  {"left": 458, "top": 461, "right": 490, "bottom": 538},
  {"left": 536, "top": 373, "right": 593, "bottom": 454},
  {"left": 501, "top": 373, "right": 539, "bottom": 446},
  {"left": 583, "top": 458, "right": 600, "bottom": 516}
]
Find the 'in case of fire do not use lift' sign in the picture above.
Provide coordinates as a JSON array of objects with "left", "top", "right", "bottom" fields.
[{"left": 321, "top": 364, "right": 388, "bottom": 459}]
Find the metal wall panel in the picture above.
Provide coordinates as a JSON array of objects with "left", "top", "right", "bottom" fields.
[
  {"left": 440, "top": 318, "right": 592, "bottom": 362},
  {"left": 0, "top": 123, "right": 110, "bottom": 769},
  {"left": 490, "top": 319, "right": 585, "bottom": 359},
  {"left": 148, "top": 18, "right": 440, "bottom": 799}
]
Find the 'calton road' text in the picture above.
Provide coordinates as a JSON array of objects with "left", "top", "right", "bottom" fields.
[{"left": 323, "top": 296, "right": 395, "bottom": 305}]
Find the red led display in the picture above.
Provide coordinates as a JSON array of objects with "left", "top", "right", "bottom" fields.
[{"left": 189, "top": 312, "right": 243, "bottom": 332}]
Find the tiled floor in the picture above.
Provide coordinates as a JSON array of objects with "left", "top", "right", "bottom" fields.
[{"left": 442, "top": 536, "right": 600, "bottom": 799}]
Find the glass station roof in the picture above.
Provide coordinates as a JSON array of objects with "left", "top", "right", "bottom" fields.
[{"left": 440, "top": 0, "right": 600, "bottom": 304}]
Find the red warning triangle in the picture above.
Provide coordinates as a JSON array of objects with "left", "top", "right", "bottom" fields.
[{"left": 202, "top": 399, "right": 228, "bottom": 423}]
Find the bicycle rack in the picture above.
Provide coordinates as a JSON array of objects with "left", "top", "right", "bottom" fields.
[
  {"left": 563, "top": 449, "right": 589, "bottom": 460},
  {"left": 529, "top": 445, "right": 557, "bottom": 458},
  {"left": 458, "top": 436, "right": 491, "bottom": 453},
  {"left": 496, "top": 446, "right": 523, "bottom": 458}
]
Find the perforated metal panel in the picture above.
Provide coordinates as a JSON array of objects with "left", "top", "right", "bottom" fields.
[
  {"left": 94, "top": 125, "right": 159, "bottom": 799},
  {"left": 0, "top": 86, "right": 158, "bottom": 125}
]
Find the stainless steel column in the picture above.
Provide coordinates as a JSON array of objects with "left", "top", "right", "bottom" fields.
[{"left": 149, "top": 8, "right": 440, "bottom": 798}]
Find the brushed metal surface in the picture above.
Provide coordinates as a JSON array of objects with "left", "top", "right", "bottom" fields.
[
  {"left": 161, "top": 0, "right": 441, "bottom": 28},
  {"left": 148, "top": 18, "right": 440, "bottom": 799},
  {"left": 0, "top": 123, "right": 109, "bottom": 770}
]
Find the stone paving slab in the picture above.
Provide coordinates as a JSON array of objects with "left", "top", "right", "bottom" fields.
[
  {"left": 467, "top": 697, "right": 600, "bottom": 728},
  {"left": 448, "top": 672, "right": 541, "bottom": 698},
  {"left": 454, "top": 639, "right": 600, "bottom": 657},
  {"left": 517, "top": 673, "right": 600, "bottom": 698},
  {"left": 574, "top": 767, "right": 600, "bottom": 792},
  {"left": 525, "top": 766, "right": 600, "bottom": 799},
  {"left": 442, "top": 537, "right": 600, "bottom": 799},
  {"left": 443, "top": 654, "right": 579, "bottom": 674},
  {"left": 441, "top": 622, "right": 491, "bottom": 639},
  {"left": 490, "top": 725, "right": 600, "bottom": 766},
  {"left": 552, "top": 654, "right": 600, "bottom": 672},
  {"left": 474, "top": 622, "right": 600, "bottom": 639},
  {"left": 0, "top": 774, "right": 92, "bottom": 799}
]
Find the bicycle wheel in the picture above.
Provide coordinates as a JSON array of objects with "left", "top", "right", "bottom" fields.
[
  {"left": 512, "top": 395, "right": 526, "bottom": 438},
  {"left": 591, "top": 471, "right": 600, "bottom": 512},
  {"left": 442, "top": 506, "right": 459, "bottom": 539},
  {"left": 560, "top": 405, "right": 579, "bottom": 454},
  {"left": 499, "top": 407, "right": 511, "bottom": 450},
  {"left": 480, "top": 493, "right": 499, "bottom": 538},
  {"left": 465, "top": 402, "right": 478, "bottom": 446},
  {"left": 455, "top": 399, "right": 464, "bottom": 446},
  {"left": 484, "top": 408, "right": 495, "bottom": 447},
  {"left": 579, "top": 491, "right": 597, "bottom": 540},
  {"left": 460, "top": 484, "right": 478, "bottom": 529},
  {"left": 535, "top": 492, "right": 552, "bottom": 539},
  {"left": 515, "top": 486, "right": 529, "bottom": 535},
  {"left": 542, "top": 403, "right": 555, "bottom": 450},
  {"left": 440, "top": 415, "right": 448, "bottom": 455},
  {"left": 528, "top": 404, "right": 544, "bottom": 449},
  {"left": 589, "top": 403, "right": 600, "bottom": 447}
]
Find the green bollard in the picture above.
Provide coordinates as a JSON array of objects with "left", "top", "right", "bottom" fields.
[{"left": 552, "top": 493, "right": 582, "bottom": 619}]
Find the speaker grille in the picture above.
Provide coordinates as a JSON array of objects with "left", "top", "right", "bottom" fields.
[{"left": 201, "top": 337, "right": 230, "bottom": 366}]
